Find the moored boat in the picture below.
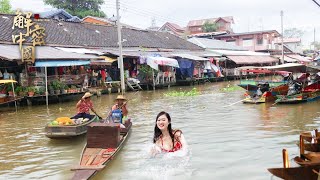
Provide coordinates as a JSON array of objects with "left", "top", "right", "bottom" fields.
[
  {"left": 275, "top": 81, "right": 320, "bottom": 104},
  {"left": 70, "top": 120, "right": 132, "bottom": 180},
  {"left": 268, "top": 130, "right": 320, "bottom": 179},
  {"left": 45, "top": 115, "right": 99, "bottom": 138}
]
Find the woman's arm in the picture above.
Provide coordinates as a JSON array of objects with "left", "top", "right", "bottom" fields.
[{"left": 76, "top": 99, "right": 83, "bottom": 108}]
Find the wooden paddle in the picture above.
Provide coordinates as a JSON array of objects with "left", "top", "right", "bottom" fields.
[
  {"left": 103, "top": 91, "right": 139, "bottom": 122},
  {"left": 222, "top": 99, "right": 246, "bottom": 107}
]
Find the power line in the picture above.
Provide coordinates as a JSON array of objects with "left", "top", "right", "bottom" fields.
[{"left": 312, "top": 0, "right": 320, "bottom": 7}]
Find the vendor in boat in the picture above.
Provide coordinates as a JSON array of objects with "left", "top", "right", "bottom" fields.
[
  {"left": 71, "top": 92, "right": 97, "bottom": 120},
  {"left": 108, "top": 95, "right": 128, "bottom": 123},
  {"left": 151, "top": 111, "right": 187, "bottom": 155}
]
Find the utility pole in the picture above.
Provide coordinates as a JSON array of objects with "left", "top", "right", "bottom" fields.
[
  {"left": 314, "top": 27, "right": 316, "bottom": 51},
  {"left": 116, "top": 0, "right": 125, "bottom": 94},
  {"left": 280, "top": 10, "right": 284, "bottom": 64}
]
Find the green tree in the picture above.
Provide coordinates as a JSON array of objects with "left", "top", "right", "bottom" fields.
[
  {"left": 283, "top": 28, "right": 304, "bottom": 38},
  {"left": 44, "top": 0, "right": 106, "bottom": 19},
  {"left": 0, "top": 0, "right": 14, "bottom": 14},
  {"left": 202, "top": 21, "right": 218, "bottom": 32}
]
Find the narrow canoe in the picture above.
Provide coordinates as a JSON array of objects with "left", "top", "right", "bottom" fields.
[
  {"left": 71, "top": 120, "right": 132, "bottom": 180},
  {"left": 45, "top": 115, "right": 99, "bottom": 138}
]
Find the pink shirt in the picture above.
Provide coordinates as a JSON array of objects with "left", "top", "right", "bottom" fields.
[{"left": 78, "top": 100, "right": 93, "bottom": 114}]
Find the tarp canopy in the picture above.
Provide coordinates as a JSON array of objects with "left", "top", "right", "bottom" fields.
[
  {"left": 34, "top": 60, "right": 90, "bottom": 67},
  {"left": 146, "top": 56, "right": 179, "bottom": 70},
  {"left": 227, "top": 55, "right": 278, "bottom": 65},
  {"left": 0, "top": 80, "right": 17, "bottom": 84}
]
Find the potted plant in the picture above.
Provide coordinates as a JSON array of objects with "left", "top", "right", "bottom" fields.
[
  {"left": 27, "top": 86, "right": 35, "bottom": 97},
  {"left": 49, "top": 85, "right": 54, "bottom": 95},
  {"left": 60, "top": 83, "right": 68, "bottom": 94},
  {"left": 16, "top": 86, "right": 22, "bottom": 96},
  {"left": 6, "top": 84, "right": 14, "bottom": 96},
  {"left": 39, "top": 87, "right": 45, "bottom": 95},
  {"left": 51, "top": 80, "right": 61, "bottom": 95}
]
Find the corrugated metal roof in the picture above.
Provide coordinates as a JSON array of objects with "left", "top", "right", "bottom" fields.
[
  {"left": 0, "top": 44, "right": 100, "bottom": 61},
  {"left": 211, "top": 49, "right": 270, "bottom": 56},
  {"left": 0, "top": 14, "right": 203, "bottom": 50},
  {"left": 188, "top": 37, "right": 245, "bottom": 51},
  {"left": 227, "top": 56, "right": 278, "bottom": 65}
]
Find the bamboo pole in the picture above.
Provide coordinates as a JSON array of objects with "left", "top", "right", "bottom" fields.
[{"left": 282, "top": 149, "right": 290, "bottom": 168}]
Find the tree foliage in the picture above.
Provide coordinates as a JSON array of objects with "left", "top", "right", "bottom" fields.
[
  {"left": 283, "top": 28, "right": 304, "bottom": 38},
  {"left": 0, "top": 0, "right": 14, "bottom": 14},
  {"left": 202, "top": 21, "right": 218, "bottom": 32},
  {"left": 44, "top": 0, "right": 106, "bottom": 19}
]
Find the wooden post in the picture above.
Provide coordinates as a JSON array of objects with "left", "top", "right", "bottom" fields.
[
  {"left": 282, "top": 149, "right": 290, "bottom": 168},
  {"left": 300, "top": 135, "right": 304, "bottom": 156},
  {"left": 315, "top": 129, "right": 318, "bottom": 144},
  {"left": 152, "top": 69, "right": 155, "bottom": 90}
]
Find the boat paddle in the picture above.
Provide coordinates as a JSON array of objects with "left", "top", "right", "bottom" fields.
[
  {"left": 223, "top": 99, "right": 246, "bottom": 107},
  {"left": 103, "top": 91, "right": 139, "bottom": 123}
]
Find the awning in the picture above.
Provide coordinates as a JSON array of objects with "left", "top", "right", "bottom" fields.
[
  {"left": 90, "top": 56, "right": 117, "bottom": 65},
  {"left": 210, "top": 49, "right": 270, "bottom": 56},
  {"left": 35, "top": 60, "right": 90, "bottom": 67},
  {"left": 171, "top": 54, "right": 209, "bottom": 61},
  {"left": 0, "top": 80, "right": 17, "bottom": 84},
  {"left": 286, "top": 55, "right": 311, "bottom": 62},
  {"left": 274, "top": 55, "right": 297, "bottom": 62},
  {"left": 146, "top": 56, "right": 179, "bottom": 70},
  {"left": 227, "top": 56, "right": 278, "bottom": 65},
  {"left": 0, "top": 44, "right": 101, "bottom": 61},
  {"left": 262, "top": 63, "right": 306, "bottom": 73}
]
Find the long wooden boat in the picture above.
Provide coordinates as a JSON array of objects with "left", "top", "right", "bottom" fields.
[
  {"left": 275, "top": 81, "right": 320, "bottom": 104},
  {"left": 242, "top": 84, "right": 289, "bottom": 104},
  {"left": 71, "top": 120, "right": 132, "bottom": 180},
  {"left": 45, "top": 115, "right": 99, "bottom": 138}
]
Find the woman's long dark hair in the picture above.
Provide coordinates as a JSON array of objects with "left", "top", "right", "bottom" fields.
[{"left": 153, "top": 111, "right": 175, "bottom": 149}]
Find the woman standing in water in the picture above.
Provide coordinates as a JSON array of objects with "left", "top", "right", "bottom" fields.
[{"left": 151, "top": 111, "right": 187, "bottom": 155}]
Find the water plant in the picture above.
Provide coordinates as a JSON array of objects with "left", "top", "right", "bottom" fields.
[
  {"left": 220, "top": 84, "right": 242, "bottom": 92},
  {"left": 164, "top": 87, "right": 199, "bottom": 97}
]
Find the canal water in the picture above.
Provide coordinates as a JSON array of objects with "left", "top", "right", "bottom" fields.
[{"left": 0, "top": 81, "right": 320, "bottom": 180}]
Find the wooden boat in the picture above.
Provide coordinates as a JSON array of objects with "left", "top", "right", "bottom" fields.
[
  {"left": 241, "top": 84, "right": 289, "bottom": 104},
  {"left": 71, "top": 120, "right": 132, "bottom": 180},
  {"left": 275, "top": 81, "right": 320, "bottom": 104},
  {"left": 268, "top": 165, "right": 320, "bottom": 180},
  {"left": 268, "top": 131, "right": 320, "bottom": 179},
  {"left": 45, "top": 115, "right": 99, "bottom": 138}
]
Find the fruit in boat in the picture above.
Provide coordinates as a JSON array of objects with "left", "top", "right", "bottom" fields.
[{"left": 51, "top": 121, "right": 58, "bottom": 125}]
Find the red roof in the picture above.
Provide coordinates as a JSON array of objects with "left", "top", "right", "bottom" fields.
[
  {"left": 159, "top": 22, "right": 185, "bottom": 36},
  {"left": 187, "top": 16, "right": 234, "bottom": 27}
]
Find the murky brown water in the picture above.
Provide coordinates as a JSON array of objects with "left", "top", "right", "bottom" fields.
[{"left": 0, "top": 81, "right": 320, "bottom": 180}]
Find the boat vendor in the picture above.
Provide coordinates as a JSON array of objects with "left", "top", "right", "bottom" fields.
[
  {"left": 108, "top": 95, "right": 128, "bottom": 124},
  {"left": 71, "top": 92, "right": 98, "bottom": 120},
  {"left": 151, "top": 111, "right": 187, "bottom": 155}
]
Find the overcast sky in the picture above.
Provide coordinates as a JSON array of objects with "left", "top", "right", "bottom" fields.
[{"left": 10, "top": 0, "right": 320, "bottom": 45}]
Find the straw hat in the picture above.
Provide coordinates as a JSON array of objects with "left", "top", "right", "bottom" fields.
[
  {"left": 82, "top": 92, "right": 93, "bottom": 99},
  {"left": 115, "top": 95, "right": 126, "bottom": 101}
]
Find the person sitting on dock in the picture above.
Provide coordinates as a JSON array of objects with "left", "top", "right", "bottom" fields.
[
  {"left": 71, "top": 92, "right": 97, "bottom": 120},
  {"left": 108, "top": 95, "right": 128, "bottom": 124},
  {"left": 151, "top": 111, "right": 187, "bottom": 155}
]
